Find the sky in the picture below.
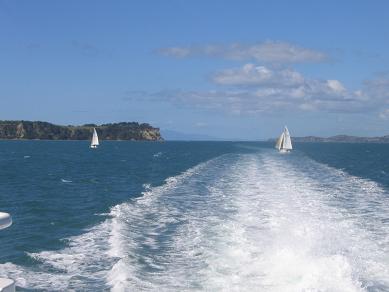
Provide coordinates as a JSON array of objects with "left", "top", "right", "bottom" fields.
[{"left": 1, "top": 0, "right": 389, "bottom": 140}]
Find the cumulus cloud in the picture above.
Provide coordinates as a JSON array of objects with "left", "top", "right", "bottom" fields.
[
  {"left": 210, "top": 64, "right": 364, "bottom": 111},
  {"left": 143, "top": 42, "right": 389, "bottom": 116},
  {"left": 364, "top": 75, "right": 389, "bottom": 100},
  {"left": 212, "top": 63, "right": 305, "bottom": 87},
  {"left": 158, "top": 41, "right": 328, "bottom": 63},
  {"left": 132, "top": 64, "right": 389, "bottom": 115}
]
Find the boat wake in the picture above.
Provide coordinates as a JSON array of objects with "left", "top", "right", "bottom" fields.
[{"left": 1, "top": 150, "right": 389, "bottom": 291}]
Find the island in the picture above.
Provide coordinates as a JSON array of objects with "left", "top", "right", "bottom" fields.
[
  {"left": 0, "top": 120, "right": 163, "bottom": 141},
  {"left": 269, "top": 135, "right": 389, "bottom": 143}
]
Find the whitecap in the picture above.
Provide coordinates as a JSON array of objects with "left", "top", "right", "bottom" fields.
[{"left": 2, "top": 151, "right": 389, "bottom": 291}]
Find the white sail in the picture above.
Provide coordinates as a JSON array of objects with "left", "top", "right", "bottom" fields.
[
  {"left": 282, "top": 127, "right": 292, "bottom": 150},
  {"left": 275, "top": 132, "right": 284, "bottom": 150},
  {"left": 91, "top": 128, "right": 99, "bottom": 148},
  {"left": 275, "top": 126, "right": 292, "bottom": 152}
]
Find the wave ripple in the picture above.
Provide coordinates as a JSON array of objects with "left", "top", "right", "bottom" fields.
[{"left": 1, "top": 151, "right": 389, "bottom": 291}]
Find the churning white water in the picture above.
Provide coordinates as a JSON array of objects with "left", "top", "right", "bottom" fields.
[{"left": 1, "top": 150, "right": 389, "bottom": 291}]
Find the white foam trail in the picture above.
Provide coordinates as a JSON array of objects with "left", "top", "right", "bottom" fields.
[
  {"left": 1, "top": 151, "right": 389, "bottom": 291},
  {"left": 104, "top": 152, "right": 389, "bottom": 291},
  {"left": 0, "top": 219, "right": 114, "bottom": 290},
  {"left": 0, "top": 159, "right": 212, "bottom": 291}
]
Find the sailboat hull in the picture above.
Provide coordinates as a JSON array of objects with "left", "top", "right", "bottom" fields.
[
  {"left": 279, "top": 149, "right": 290, "bottom": 153},
  {"left": 90, "top": 145, "right": 97, "bottom": 149}
]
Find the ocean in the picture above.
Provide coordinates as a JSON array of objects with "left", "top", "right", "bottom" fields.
[{"left": 0, "top": 141, "right": 389, "bottom": 291}]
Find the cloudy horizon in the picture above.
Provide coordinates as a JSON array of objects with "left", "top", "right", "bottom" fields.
[{"left": 1, "top": 1, "right": 389, "bottom": 139}]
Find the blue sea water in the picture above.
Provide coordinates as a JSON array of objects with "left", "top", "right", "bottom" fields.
[{"left": 0, "top": 141, "right": 389, "bottom": 291}]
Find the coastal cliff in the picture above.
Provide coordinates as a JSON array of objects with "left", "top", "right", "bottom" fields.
[{"left": 0, "top": 121, "right": 163, "bottom": 141}]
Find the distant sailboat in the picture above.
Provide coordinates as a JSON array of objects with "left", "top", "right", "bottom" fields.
[
  {"left": 90, "top": 128, "right": 99, "bottom": 149},
  {"left": 275, "top": 126, "right": 292, "bottom": 153}
]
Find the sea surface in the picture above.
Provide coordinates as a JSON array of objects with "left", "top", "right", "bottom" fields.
[{"left": 1, "top": 141, "right": 389, "bottom": 291}]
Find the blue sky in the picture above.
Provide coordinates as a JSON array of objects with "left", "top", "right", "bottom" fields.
[{"left": 1, "top": 0, "right": 389, "bottom": 139}]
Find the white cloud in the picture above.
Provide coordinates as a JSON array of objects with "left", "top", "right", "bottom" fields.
[
  {"left": 364, "top": 75, "right": 389, "bottom": 101},
  {"left": 327, "top": 80, "right": 346, "bottom": 93},
  {"left": 379, "top": 109, "right": 389, "bottom": 120},
  {"left": 158, "top": 47, "right": 191, "bottom": 58},
  {"left": 158, "top": 41, "right": 328, "bottom": 63},
  {"left": 212, "top": 64, "right": 354, "bottom": 104},
  {"left": 135, "top": 41, "right": 389, "bottom": 117},
  {"left": 212, "top": 63, "right": 304, "bottom": 87},
  {"left": 140, "top": 65, "right": 389, "bottom": 115}
]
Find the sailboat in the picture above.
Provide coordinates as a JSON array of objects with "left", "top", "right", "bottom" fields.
[
  {"left": 90, "top": 128, "right": 99, "bottom": 149},
  {"left": 275, "top": 126, "right": 292, "bottom": 153}
]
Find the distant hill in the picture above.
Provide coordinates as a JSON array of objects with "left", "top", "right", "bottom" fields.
[
  {"left": 0, "top": 120, "right": 162, "bottom": 141},
  {"left": 269, "top": 135, "right": 389, "bottom": 143}
]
